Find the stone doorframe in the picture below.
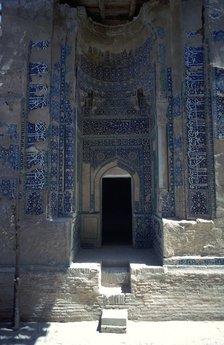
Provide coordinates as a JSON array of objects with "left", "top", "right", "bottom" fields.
[
  {"left": 81, "top": 159, "right": 140, "bottom": 247},
  {"left": 94, "top": 160, "right": 140, "bottom": 247}
]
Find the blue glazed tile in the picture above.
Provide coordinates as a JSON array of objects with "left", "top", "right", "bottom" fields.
[
  {"left": 29, "top": 63, "right": 48, "bottom": 75},
  {"left": 27, "top": 121, "right": 47, "bottom": 146},
  {"left": 212, "top": 30, "right": 224, "bottom": 42},
  {"left": 0, "top": 144, "right": 20, "bottom": 170},
  {"left": 31, "top": 41, "right": 49, "bottom": 49},
  {"left": 0, "top": 179, "right": 17, "bottom": 199},
  {"left": 25, "top": 168, "right": 46, "bottom": 190},
  {"left": 26, "top": 192, "right": 44, "bottom": 215},
  {"left": 184, "top": 46, "right": 210, "bottom": 216},
  {"left": 26, "top": 151, "right": 47, "bottom": 169}
]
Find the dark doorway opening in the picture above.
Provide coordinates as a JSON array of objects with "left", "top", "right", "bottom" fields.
[{"left": 102, "top": 177, "right": 132, "bottom": 245}]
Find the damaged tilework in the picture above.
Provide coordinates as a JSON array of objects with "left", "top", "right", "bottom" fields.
[
  {"left": 25, "top": 42, "right": 50, "bottom": 215},
  {"left": 214, "top": 68, "right": 224, "bottom": 139},
  {"left": 185, "top": 46, "right": 209, "bottom": 217},
  {"left": 49, "top": 45, "right": 75, "bottom": 217}
]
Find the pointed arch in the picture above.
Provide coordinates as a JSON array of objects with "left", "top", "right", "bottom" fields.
[{"left": 93, "top": 158, "right": 140, "bottom": 212}]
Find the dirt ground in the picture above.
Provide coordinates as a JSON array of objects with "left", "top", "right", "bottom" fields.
[{"left": 1, "top": 321, "right": 224, "bottom": 345}]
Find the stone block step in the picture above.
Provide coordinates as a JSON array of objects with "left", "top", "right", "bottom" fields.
[
  {"left": 100, "top": 325, "right": 127, "bottom": 334},
  {"left": 101, "top": 266, "right": 129, "bottom": 286},
  {"left": 101, "top": 263, "right": 131, "bottom": 293},
  {"left": 100, "top": 308, "right": 127, "bottom": 333}
]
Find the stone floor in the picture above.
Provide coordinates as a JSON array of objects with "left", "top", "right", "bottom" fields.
[
  {"left": 1, "top": 321, "right": 224, "bottom": 345},
  {"left": 74, "top": 245, "right": 160, "bottom": 266}
]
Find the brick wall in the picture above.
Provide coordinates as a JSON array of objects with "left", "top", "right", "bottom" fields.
[{"left": 1, "top": 265, "right": 224, "bottom": 322}]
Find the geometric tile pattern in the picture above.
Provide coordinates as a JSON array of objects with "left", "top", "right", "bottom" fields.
[
  {"left": 25, "top": 191, "right": 44, "bottom": 215},
  {"left": 82, "top": 118, "right": 150, "bottom": 136},
  {"left": 0, "top": 178, "right": 17, "bottom": 199},
  {"left": 78, "top": 37, "right": 153, "bottom": 118},
  {"left": 0, "top": 144, "right": 20, "bottom": 170},
  {"left": 134, "top": 214, "right": 152, "bottom": 248},
  {"left": 83, "top": 136, "right": 152, "bottom": 247},
  {"left": 80, "top": 36, "right": 156, "bottom": 247},
  {"left": 174, "top": 136, "right": 183, "bottom": 187}
]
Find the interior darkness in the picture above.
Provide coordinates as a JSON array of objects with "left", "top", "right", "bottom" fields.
[{"left": 102, "top": 177, "right": 132, "bottom": 245}]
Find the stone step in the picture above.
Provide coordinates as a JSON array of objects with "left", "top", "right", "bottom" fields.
[
  {"left": 101, "top": 263, "right": 130, "bottom": 293},
  {"left": 100, "top": 308, "right": 127, "bottom": 333},
  {"left": 100, "top": 324, "right": 127, "bottom": 334}
]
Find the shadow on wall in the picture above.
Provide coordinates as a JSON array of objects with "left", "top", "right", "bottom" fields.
[{"left": 0, "top": 323, "right": 49, "bottom": 345}]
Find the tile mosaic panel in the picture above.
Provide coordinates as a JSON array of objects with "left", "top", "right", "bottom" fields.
[
  {"left": 161, "top": 68, "right": 175, "bottom": 217},
  {"left": 25, "top": 42, "right": 50, "bottom": 215},
  {"left": 185, "top": 46, "right": 209, "bottom": 217},
  {"left": 83, "top": 137, "right": 151, "bottom": 245},
  {"left": 26, "top": 191, "right": 44, "bottom": 215},
  {"left": 31, "top": 41, "right": 49, "bottom": 49},
  {"left": 82, "top": 118, "right": 150, "bottom": 136},
  {"left": 78, "top": 37, "right": 153, "bottom": 118},
  {"left": 164, "top": 257, "right": 224, "bottom": 265},
  {"left": 173, "top": 95, "right": 181, "bottom": 117},
  {"left": 29, "top": 84, "right": 48, "bottom": 92},
  {"left": 25, "top": 168, "right": 46, "bottom": 190},
  {"left": 214, "top": 68, "right": 224, "bottom": 139},
  {"left": 29, "top": 63, "right": 48, "bottom": 75},
  {"left": 28, "top": 95, "right": 48, "bottom": 111},
  {"left": 0, "top": 123, "right": 18, "bottom": 140},
  {"left": 26, "top": 151, "right": 47, "bottom": 169},
  {"left": 0, "top": 144, "right": 20, "bottom": 170},
  {"left": 0, "top": 123, "right": 20, "bottom": 194},
  {"left": 0, "top": 178, "right": 17, "bottom": 199},
  {"left": 29, "top": 83, "right": 48, "bottom": 110},
  {"left": 27, "top": 121, "right": 47, "bottom": 146},
  {"left": 174, "top": 136, "right": 183, "bottom": 187},
  {"left": 49, "top": 45, "right": 75, "bottom": 217},
  {"left": 134, "top": 214, "right": 152, "bottom": 248}
]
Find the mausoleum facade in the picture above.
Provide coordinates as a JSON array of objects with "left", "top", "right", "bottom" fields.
[{"left": 0, "top": 0, "right": 224, "bottom": 322}]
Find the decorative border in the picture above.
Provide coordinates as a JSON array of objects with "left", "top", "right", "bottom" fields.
[
  {"left": 49, "top": 45, "right": 75, "bottom": 217},
  {"left": 164, "top": 257, "right": 224, "bottom": 266},
  {"left": 83, "top": 137, "right": 152, "bottom": 247},
  {"left": 184, "top": 46, "right": 210, "bottom": 218},
  {"left": 25, "top": 41, "right": 50, "bottom": 215}
]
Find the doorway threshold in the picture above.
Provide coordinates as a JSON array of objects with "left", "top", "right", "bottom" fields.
[{"left": 74, "top": 245, "right": 161, "bottom": 266}]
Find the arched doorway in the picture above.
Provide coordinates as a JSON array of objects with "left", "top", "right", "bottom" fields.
[{"left": 102, "top": 177, "right": 132, "bottom": 245}]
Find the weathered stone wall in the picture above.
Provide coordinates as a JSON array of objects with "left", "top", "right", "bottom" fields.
[
  {"left": 163, "top": 218, "right": 224, "bottom": 258},
  {"left": 0, "top": 0, "right": 78, "bottom": 267},
  {"left": 1, "top": 265, "right": 224, "bottom": 321}
]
